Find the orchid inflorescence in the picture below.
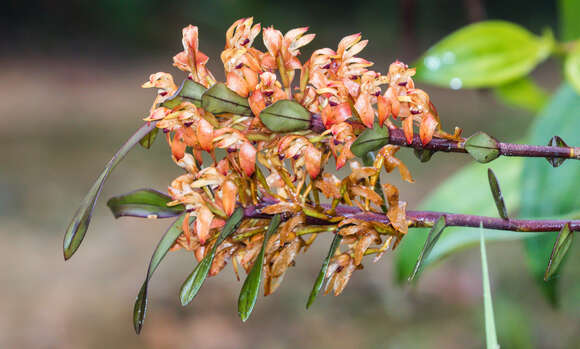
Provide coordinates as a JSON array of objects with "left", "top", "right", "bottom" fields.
[{"left": 63, "top": 17, "right": 578, "bottom": 333}]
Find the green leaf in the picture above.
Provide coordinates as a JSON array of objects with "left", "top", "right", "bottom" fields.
[
  {"left": 162, "top": 79, "right": 207, "bottom": 108},
  {"left": 106, "top": 188, "right": 184, "bottom": 219},
  {"left": 180, "top": 207, "right": 245, "bottom": 306},
  {"left": 306, "top": 233, "right": 342, "bottom": 309},
  {"left": 139, "top": 127, "right": 159, "bottom": 149},
  {"left": 351, "top": 124, "right": 390, "bottom": 158},
  {"left": 564, "top": 45, "right": 580, "bottom": 95},
  {"left": 487, "top": 169, "right": 509, "bottom": 220},
  {"left": 493, "top": 77, "right": 548, "bottom": 113},
  {"left": 409, "top": 216, "right": 447, "bottom": 281},
  {"left": 259, "top": 99, "right": 311, "bottom": 132},
  {"left": 201, "top": 83, "right": 251, "bottom": 116},
  {"left": 133, "top": 213, "right": 194, "bottom": 334},
  {"left": 63, "top": 122, "right": 157, "bottom": 260},
  {"left": 545, "top": 223, "right": 574, "bottom": 281},
  {"left": 238, "top": 214, "right": 281, "bottom": 321},
  {"left": 521, "top": 83, "right": 580, "bottom": 304},
  {"left": 559, "top": 0, "right": 580, "bottom": 41},
  {"left": 415, "top": 21, "right": 554, "bottom": 88},
  {"left": 395, "top": 156, "right": 525, "bottom": 283},
  {"left": 464, "top": 132, "right": 500, "bottom": 163},
  {"left": 413, "top": 148, "right": 435, "bottom": 163},
  {"left": 480, "top": 225, "right": 500, "bottom": 349},
  {"left": 546, "top": 135, "right": 569, "bottom": 168}
]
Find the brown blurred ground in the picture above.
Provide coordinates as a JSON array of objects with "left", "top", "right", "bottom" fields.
[{"left": 1, "top": 42, "right": 579, "bottom": 349}]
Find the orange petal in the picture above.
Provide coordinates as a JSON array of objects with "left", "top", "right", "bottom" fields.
[
  {"left": 239, "top": 142, "right": 257, "bottom": 176},
  {"left": 354, "top": 93, "right": 374, "bottom": 128},
  {"left": 195, "top": 206, "right": 214, "bottom": 245},
  {"left": 385, "top": 87, "right": 400, "bottom": 118},
  {"left": 402, "top": 116, "right": 414, "bottom": 145},
  {"left": 197, "top": 118, "right": 214, "bottom": 151},
  {"left": 321, "top": 104, "right": 333, "bottom": 128},
  {"left": 221, "top": 180, "right": 238, "bottom": 216},
  {"left": 263, "top": 26, "right": 283, "bottom": 56},
  {"left": 419, "top": 112, "right": 438, "bottom": 146},
  {"left": 335, "top": 102, "right": 352, "bottom": 124},
  {"left": 305, "top": 145, "right": 322, "bottom": 178},
  {"left": 226, "top": 71, "right": 249, "bottom": 97},
  {"left": 182, "top": 212, "right": 192, "bottom": 247},
  {"left": 249, "top": 90, "right": 266, "bottom": 116},
  {"left": 377, "top": 95, "right": 390, "bottom": 126},
  {"left": 242, "top": 66, "right": 259, "bottom": 91},
  {"left": 171, "top": 134, "right": 186, "bottom": 160}
]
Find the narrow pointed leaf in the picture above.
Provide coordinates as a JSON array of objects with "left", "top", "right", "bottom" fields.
[
  {"left": 409, "top": 216, "right": 447, "bottom": 281},
  {"left": 201, "top": 83, "right": 251, "bottom": 115},
  {"left": 351, "top": 124, "right": 390, "bottom": 158},
  {"left": 238, "top": 214, "right": 281, "bottom": 321},
  {"left": 180, "top": 207, "right": 245, "bottom": 305},
  {"left": 487, "top": 169, "right": 509, "bottom": 220},
  {"left": 63, "top": 122, "right": 157, "bottom": 260},
  {"left": 259, "top": 99, "right": 311, "bottom": 132},
  {"left": 480, "top": 225, "right": 500, "bottom": 349},
  {"left": 464, "top": 132, "right": 500, "bottom": 163},
  {"left": 139, "top": 127, "right": 159, "bottom": 149},
  {"left": 544, "top": 223, "right": 574, "bottom": 281},
  {"left": 546, "top": 135, "right": 569, "bottom": 168},
  {"left": 306, "top": 233, "right": 342, "bottom": 309},
  {"left": 107, "top": 188, "right": 185, "bottom": 219},
  {"left": 133, "top": 213, "right": 194, "bottom": 334},
  {"left": 162, "top": 79, "right": 207, "bottom": 108}
]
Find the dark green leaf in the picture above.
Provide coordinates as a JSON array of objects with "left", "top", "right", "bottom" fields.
[
  {"left": 521, "top": 83, "right": 580, "bottom": 304},
  {"left": 139, "top": 127, "right": 159, "bottom": 149},
  {"left": 63, "top": 122, "right": 157, "bottom": 260},
  {"left": 259, "top": 99, "right": 311, "bottom": 132},
  {"left": 564, "top": 45, "right": 580, "bottom": 95},
  {"left": 238, "top": 214, "right": 281, "bottom": 321},
  {"left": 544, "top": 223, "right": 574, "bottom": 281},
  {"left": 415, "top": 21, "right": 553, "bottom": 88},
  {"left": 306, "top": 233, "right": 342, "bottom": 309},
  {"left": 493, "top": 77, "right": 548, "bottom": 113},
  {"left": 559, "top": 0, "right": 580, "bottom": 41},
  {"left": 546, "top": 135, "right": 569, "bottom": 168},
  {"left": 464, "top": 132, "right": 500, "bottom": 163},
  {"left": 106, "top": 188, "right": 184, "bottom": 219},
  {"left": 162, "top": 79, "right": 207, "bottom": 108},
  {"left": 413, "top": 148, "right": 435, "bottom": 162},
  {"left": 351, "top": 124, "right": 390, "bottom": 158},
  {"left": 134, "top": 213, "right": 194, "bottom": 334},
  {"left": 409, "top": 216, "right": 447, "bottom": 281},
  {"left": 487, "top": 169, "right": 509, "bottom": 220},
  {"left": 201, "top": 83, "right": 251, "bottom": 115},
  {"left": 180, "top": 207, "right": 245, "bottom": 306}
]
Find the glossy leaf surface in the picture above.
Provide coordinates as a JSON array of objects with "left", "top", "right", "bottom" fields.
[{"left": 107, "top": 188, "right": 184, "bottom": 219}]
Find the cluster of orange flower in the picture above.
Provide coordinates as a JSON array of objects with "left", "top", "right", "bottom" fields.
[{"left": 141, "top": 18, "right": 444, "bottom": 296}]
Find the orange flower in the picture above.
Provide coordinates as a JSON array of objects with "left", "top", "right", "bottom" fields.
[
  {"left": 173, "top": 25, "right": 215, "bottom": 87},
  {"left": 239, "top": 142, "right": 257, "bottom": 176}
]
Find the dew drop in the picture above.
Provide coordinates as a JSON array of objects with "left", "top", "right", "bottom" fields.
[
  {"left": 424, "top": 56, "right": 441, "bottom": 71},
  {"left": 442, "top": 51, "right": 455, "bottom": 65},
  {"left": 449, "top": 77, "right": 462, "bottom": 90}
]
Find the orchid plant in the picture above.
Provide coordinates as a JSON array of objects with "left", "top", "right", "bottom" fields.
[{"left": 64, "top": 17, "right": 578, "bottom": 334}]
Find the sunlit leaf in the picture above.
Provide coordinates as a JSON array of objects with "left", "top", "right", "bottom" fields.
[
  {"left": 480, "top": 225, "right": 500, "bottom": 349},
  {"left": 351, "top": 124, "right": 390, "bottom": 158},
  {"left": 139, "top": 127, "right": 159, "bottom": 149},
  {"left": 259, "top": 99, "right": 311, "bottom": 132},
  {"left": 493, "top": 77, "right": 548, "bottom": 113},
  {"left": 306, "top": 233, "right": 342, "bottom": 309},
  {"left": 415, "top": 21, "right": 553, "bottom": 88},
  {"left": 546, "top": 135, "right": 569, "bottom": 168},
  {"left": 464, "top": 132, "right": 500, "bottom": 163},
  {"left": 409, "top": 216, "right": 446, "bottom": 281},
  {"left": 180, "top": 207, "right": 245, "bottom": 305},
  {"left": 134, "top": 213, "right": 194, "bottom": 334},
  {"left": 487, "top": 169, "right": 508, "bottom": 220},
  {"left": 238, "top": 214, "right": 281, "bottom": 322},
  {"left": 63, "top": 122, "right": 157, "bottom": 260},
  {"left": 162, "top": 79, "right": 207, "bottom": 108},
  {"left": 564, "top": 45, "right": 580, "bottom": 95},
  {"left": 107, "top": 188, "right": 184, "bottom": 219},
  {"left": 544, "top": 224, "right": 574, "bottom": 281},
  {"left": 201, "top": 82, "right": 251, "bottom": 115}
]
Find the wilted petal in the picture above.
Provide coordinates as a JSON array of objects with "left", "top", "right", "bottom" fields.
[
  {"left": 354, "top": 93, "right": 374, "bottom": 128},
  {"left": 305, "top": 145, "right": 322, "bottom": 178}
]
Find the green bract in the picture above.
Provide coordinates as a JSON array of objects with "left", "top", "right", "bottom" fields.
[{"left": 464, "top": 132, "right": 500, "bottom": 163}]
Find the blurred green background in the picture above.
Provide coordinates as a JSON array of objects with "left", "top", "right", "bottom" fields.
[{"left": 1, "top": 0, "right": 578, "bottom": 348}]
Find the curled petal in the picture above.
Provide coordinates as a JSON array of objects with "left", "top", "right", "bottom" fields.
[
  {"left": 239, "top": 142, "right": 257, "bottom": 176},
  {"left": 197, "top": 118, "right": 214, "bottom": 151},
  {"left": 385, "top": 87, "right": 400, "bottom": 118},
  {"left": 263, "top": 26, "right": 283, "bottom": 56},
  {"left": 354, "top": 93, "right": 374, "bottom": 128},
  {"left": 419, "top": 112, "right": 438, "bottom": 146},
  {"left": 221, "top": 180, "right": 238, "bottom": 216},
  {"left": 377, "top": 95, "right": 390, "bottom": 126}
]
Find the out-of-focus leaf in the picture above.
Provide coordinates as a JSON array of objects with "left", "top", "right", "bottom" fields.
[
  {"left": 559, "top": 0, "right": 580, "bottom": 41},
  {"left": 409, "top": 216, "right": 446, "bottom": 281},
  {"left": 238, "top": 214, "right": 281, "bottom": 322},
  {"left": 546, "top": 135, "right": 569, "bottom": 168},
  {"left": 395, "top": 156, "right": 524, "bottom": 283},
  {"left": 106, "top": 188, "right": 184, "bottom": 219},
  {"left": 564, "top": 45, "right": 580, "bottom": 95},
  {"left": 493, "top": 77, "right": 548, "bottom": 113},
  {"left": 545, "top": 223, "right": 574, "bottom": 281},
  {"left": 464, "top": 132, "right": 500, "bottom": 163},
  {"left": 139, "top": 127, "right": 159, "bottom": 149},
  {"left": 306, "top": 233, "right": 342, "bottom": 309},
  {"left": 259, "top": 99, "right": 311, "bottom": 132},
  {"left": 162, "top": 79, "right": 208, "bottom": 108},
  {"left": 180, "top": 208, "right": 244, "bottom": 306},
  {"left": 415, "top": 21, "right": 553, "bottom": 88},
  {"left": 487, "top": 169, "right": 508, "bottom": 220},
  {"left": 201, "top": 83, "right": 251, "bottom": 115},
  {"left": 134, "top": 213, "right": 194, "bottom": 334},
  {"left": 521, "top": 83, "right": 580, "bottom": 304},
  {"left": 351, "top": 124, "right": 390, "bottom": 158},
  {"left": 63, "top": 122, "right": 157, "bottom": 260},
  {"left": 480, "top": 225, "right": 500, "bottom": 349}
]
